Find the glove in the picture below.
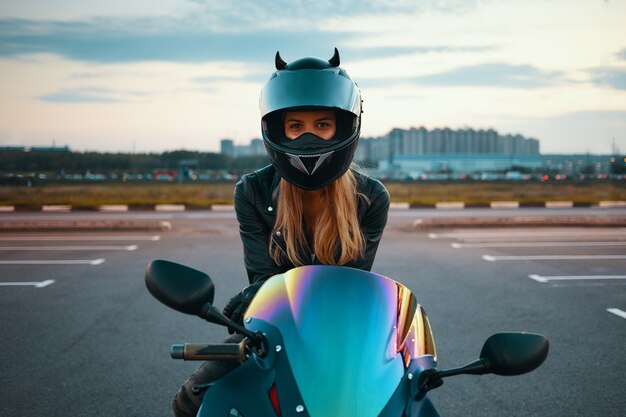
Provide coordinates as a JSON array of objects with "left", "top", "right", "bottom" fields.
[{"left": 223, "top": 281, "right": 263, "bottom": 333}]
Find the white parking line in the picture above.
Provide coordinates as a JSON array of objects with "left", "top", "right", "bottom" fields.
[
  {"left": 483, "top": 254, "right": 626, "bottom": 261},
  {"left": 0, "top": 245, "right": 137, "bottom": 251},
  {"left": 607, "top": 308, "right": 626, "bottom": 319},
  {"left": 0, "top": 280, "right": 55, "bottom": 288},
  {"left": 0, "top": 235, "right": 160, "bottom": 241},
  {"left": 452, "top": 241, "right": 626, "bottom": 248},
  {"left": 429, "top": 230, "right": 626, "bottom": 239},
  {"left": 0, "top": 259, "right": 105, "bottom": 265},
  {"left": 528, "top": 274, "right": 626, "bottom": 283}
]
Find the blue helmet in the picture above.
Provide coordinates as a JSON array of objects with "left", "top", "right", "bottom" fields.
[{"left": 259, "top": 48, "right": 362, "bottom": 190}]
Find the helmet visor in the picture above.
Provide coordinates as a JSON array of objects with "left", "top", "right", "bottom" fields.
[{"left": 264, "top": 137, "right": 358, "bottom": 190}]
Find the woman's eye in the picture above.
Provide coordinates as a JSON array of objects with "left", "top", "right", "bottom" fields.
[{"left": 288, "top": 123, "right": 302, "bottom": 130}]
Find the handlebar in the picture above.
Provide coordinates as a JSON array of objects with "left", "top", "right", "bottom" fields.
[{"left": 170, "top": 341, "right": 246, "bottom": 362}]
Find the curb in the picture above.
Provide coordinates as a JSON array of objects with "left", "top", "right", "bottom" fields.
[
  {"left": 406, "top": 201, "right": 626, "bottom": 210},
  {"left": 412, "top": 215, "right": 626, "bottom": 229},
  {"left": 1, "top": 201, "right": 625, "bottom": 212},
  {"left": 0, "top": 220, "right": 172, "bottom": 232}
]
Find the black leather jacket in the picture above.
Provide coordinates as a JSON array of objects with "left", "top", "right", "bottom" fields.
[{"left": 234, "top": 165, "right": 390, "bottom": 285}]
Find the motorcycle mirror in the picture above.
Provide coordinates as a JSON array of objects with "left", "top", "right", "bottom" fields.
[
  {"left": 415, "top": 332, "right": 549, "bottom": 398},
  {"left": 479, "top": 332, "right": 549, "bottom": 376},
  {"left": 145, "top": 259, "right": 215, "bottom": 316},
  {"left": 435, "top": 332, "right": 549, "bottom": 382}
]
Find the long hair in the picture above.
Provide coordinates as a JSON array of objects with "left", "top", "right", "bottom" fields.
[{"left": 270, "top": 167, "right": 367, "bottom": 266}]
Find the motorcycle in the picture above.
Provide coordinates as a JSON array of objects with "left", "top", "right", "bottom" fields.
[{"left": 145, "top": 260, "right": 549, "bottom": 417}]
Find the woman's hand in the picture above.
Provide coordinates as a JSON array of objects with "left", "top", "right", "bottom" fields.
[{"left": 222, "top": 281, "right": 264, "bottom": 331}]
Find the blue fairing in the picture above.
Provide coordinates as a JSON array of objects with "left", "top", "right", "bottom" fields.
[{"left": 241, "top": 265, "right": 437, "bottom": 417}]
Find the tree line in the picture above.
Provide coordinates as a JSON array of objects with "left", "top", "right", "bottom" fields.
[{"left": 0, "top": 150, "right": 270, "bottom": 173}]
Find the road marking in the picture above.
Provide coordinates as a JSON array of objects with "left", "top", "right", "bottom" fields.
[
  {"left": 210, "top": 204, "right": 235, "bottom": 211},
  {"left": 545, "top": 201, "right": 573, "bottom": 208},
  {"left": 599, "top": 201, "right": 626, "bottom": 208},
  {"left": 429, "top": 230, "right": 626, "bottom": 239},
  {"left": 483, "top": 254, "right": 626, "bottom": 261},
  {"left": 607, "top": 308, "right": 626, "bottom": 319},
  {"left": 98, "top": 205, "right": 129, "bottom": 212},
  {"left": 490, "top": 201, "right": 519, "bottom": 209},
  {"left": 0, "top": 245, "right": 137, "bottom": 251},
  {"left": 435, "top": 202, "right": 465, "bottom": 209},
  {"left": 0, "top": 259, "right": 105, "bottom": 265},
  {"left": 42, "top": 205, "right": 72, "bottom": 212},
  {"left": 155, "top": 204, "right": 185, "bottom": 212},
  {"left": 0, "top": 280, "right": 55, "bottom": 288},
  {"left": 0, "top": 235, "right": 160, "bottom": 241},
  {"left": 528, "top": 274, "right": 626, "bottom": 283},
  {"left": 452, "top": 241, "right": 626, "bottom": 248}
]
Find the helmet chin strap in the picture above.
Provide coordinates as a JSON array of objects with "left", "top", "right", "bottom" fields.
[{"left": 280, "top": 132, "right": 339, "bottom": 151}]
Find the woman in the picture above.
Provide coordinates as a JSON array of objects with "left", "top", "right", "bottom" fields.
[{"left": 173, "top": 48, "right": 390, "bottom": 417}]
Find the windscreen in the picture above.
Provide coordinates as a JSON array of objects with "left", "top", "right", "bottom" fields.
[{"left": 244, "top": 265, "right": 435, "bottom": 417}]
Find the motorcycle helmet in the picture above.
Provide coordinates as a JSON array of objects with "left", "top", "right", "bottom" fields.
[{"left": 260, "top": 48, "right": 362, "bottom": 190}]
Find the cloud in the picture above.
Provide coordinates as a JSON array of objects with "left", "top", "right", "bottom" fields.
[
  {"left": 70, "top": 72, "right": 112, "bottom": 79},
  {"left": 617, "top": 48, "right": 626, "bottom": 60},
  {"left": 360, "top": 63, "right": 563, "bottom": 89},
  {"left": 345, "top": 45, "right": 495, "bottom": 60},
  {"left": 37, "top": 87, "right": 122, "bottom": 103},
  {"left": 193, "top": 73, "right": 268, "bottom": 84},
  {"left": 0, "top": 18, "right": 352, "bottom": 64},
  {"left": 588, "top": 67, "right": 626, "bottom": 90},
  {"left": 413, "top": 63, "right": 563, "bottom": 88},
  {"left": 181, "top": 0, "right": 479, "bottom": 22},
  {"left": 0, "top": 0, "right": 490, "bottom": 65}
]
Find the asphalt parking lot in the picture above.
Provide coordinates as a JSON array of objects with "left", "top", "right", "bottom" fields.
[
  {"left": 427, "top": 227, "right": 626, "bottom": 320},
  {"left": 0, "top": 209, "right": 624, "bottom": 416}
]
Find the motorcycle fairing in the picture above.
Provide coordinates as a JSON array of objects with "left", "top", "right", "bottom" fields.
[
  {"left": 243, "top": 265, "right": 437, "bottom": 417},
  {"left": 198, "top": 320, "right": 310, "bottom": 417},
  {"left": 382, "top": 357, "right": 441, "bottom": 417},
  {"left": 198, "top": 319, "right": 440, "bottom": 417}
]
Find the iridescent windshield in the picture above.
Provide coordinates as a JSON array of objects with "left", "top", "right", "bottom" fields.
[{"left": 244, "top": 265, "right": 436, "bottom": 417}]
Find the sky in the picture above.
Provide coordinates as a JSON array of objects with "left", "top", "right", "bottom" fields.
[{"left": 0, "top": 0, "right": 625, "bottom": 154}]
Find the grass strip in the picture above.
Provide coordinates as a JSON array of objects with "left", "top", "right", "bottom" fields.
[{"left": 1, "top": 181, "right": 625, "bottom": 207}]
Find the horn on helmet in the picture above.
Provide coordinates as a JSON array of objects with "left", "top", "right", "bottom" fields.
[
  {"left": 275, "top": 51, "right": 288, "bottom": 70},
  {"left": 328, "top": 47, "right": 340, "bottom": 67}
]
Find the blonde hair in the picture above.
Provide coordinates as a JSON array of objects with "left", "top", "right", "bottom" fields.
[{"left": 270, "top": 168, "right": 367, "bottom": 266}]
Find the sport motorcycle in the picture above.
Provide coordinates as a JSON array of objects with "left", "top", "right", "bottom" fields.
[{"left": 145, "top": 260, "right": 549, "bottom": 417}]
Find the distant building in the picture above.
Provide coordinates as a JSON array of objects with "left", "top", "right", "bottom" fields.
[
  {"left": 220, "top": 139, "right": 235, "bottom": 157},
  {"left": 221, "top": 128, "right": 616, "bottom": 177},
  {"left": 358, "top": 127, "right": 539, "bottom": 163},
  {"left": 541, "top": 154, "right": 615, "bottom": 175},
  {"left": 0, "top": 146, "right": 27, "bottom": 151},
  {"left": 30, "top": 146, "right": 71, "bottom": 152},
  {"left": 0, "top": 145, "right": 70, "bottom": 152},
  {"left": 220, "top": 138, "right": 265, "bottom": 157},
  {"left": 250, "top": 139, "right": 264, "bottom": 155},
  {"left": 389, "top": 154, "right": 543, "bottom": 176},
  {"left": 354, "top": 126, "right": 542, "bottom": 175}
]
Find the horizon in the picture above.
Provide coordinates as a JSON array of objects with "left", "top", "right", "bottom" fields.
[{"left": 1, "top": 0, "right": 625, "bottom": 154}]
